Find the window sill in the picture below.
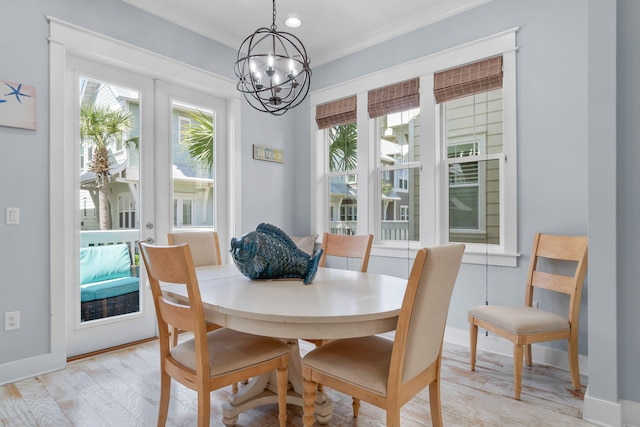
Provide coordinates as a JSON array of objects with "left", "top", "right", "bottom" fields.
[{"left": 370, "top": 244, "right": 519, "bottom": 267}]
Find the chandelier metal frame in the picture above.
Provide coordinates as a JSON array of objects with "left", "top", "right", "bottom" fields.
[{"left": 234, "top": 0, "right": 311, "bottom": 115}]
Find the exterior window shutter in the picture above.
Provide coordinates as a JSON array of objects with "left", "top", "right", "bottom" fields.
[
  {"left": 368, "top": 78, "right": 420, "bottom": 118},
  {"left": 433, "top": 56, "right": 503, "bottom": 104},
  {"left": 315, "top": 96, "right": 357, "bottom": 129}
]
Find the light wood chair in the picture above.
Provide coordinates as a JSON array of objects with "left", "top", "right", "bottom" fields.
[
  {"left": 301, "top": 244, "right": 465, "bottom": 427},
  {"left": 468, "top": 233, "right": 588, "bottom": 400},
  {"left": 318, "top": 232, "right": 374, "bottom": 272},
  {"left": 306, "top": 232, "right": 374, "bottom": 388},
  {"left": 167, "top": 231, "right": 222, "bottom": 348},
  {"left": 138, "top": 242, "right": 289, "bottom": 427},
  {"left": 167, "top": 230, "right": 222, "bottom": 267}
]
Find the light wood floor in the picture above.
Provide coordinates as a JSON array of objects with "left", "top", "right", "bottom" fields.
[{"left": 0, "top": 336, "right": 594, "bottom": 426}]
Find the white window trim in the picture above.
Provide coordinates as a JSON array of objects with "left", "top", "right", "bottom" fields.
[{"left": 309, "top": 28, "right": 519, "bottom": 266}]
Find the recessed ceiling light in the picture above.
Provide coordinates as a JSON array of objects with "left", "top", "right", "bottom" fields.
[{"left": 285, "top": 14, "right": 302, "bottom": 28}]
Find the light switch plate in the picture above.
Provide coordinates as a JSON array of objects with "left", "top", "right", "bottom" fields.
[{"left": 6, "top": 207, "right": 19, "bottom": 225}]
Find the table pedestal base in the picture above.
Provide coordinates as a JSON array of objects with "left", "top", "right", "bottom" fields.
[{"left": 220, "top": 339, "right": 333, "bottom": 426}]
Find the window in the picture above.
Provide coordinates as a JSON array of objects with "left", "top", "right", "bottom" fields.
[
  {"left": 435, "top": 56, "right": 506, "bottom": 249},
  {"left": 311, "top": 29, "right": 517, "bottom": 265},
  {"left": 118, "top": 195, "right": 136, "bottom": 229},
  {"left": 316, "top": 96, "right": 358, "bottom": 235},
  {"left": 173, "top": 194, "right": 196, "bottom": 227}
]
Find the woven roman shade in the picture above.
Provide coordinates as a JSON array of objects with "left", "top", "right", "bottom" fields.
[
  {"left": 433, "top": 56, "right": 503, "bottom": 104},
  {"left": 315, "top": 96, "right": 357, "bottom": 129},
  {"left": 368, "top": 78, "right": 420, "bottom": 118}
]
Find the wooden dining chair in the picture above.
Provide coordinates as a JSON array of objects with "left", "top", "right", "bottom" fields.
[
  {"left": 468, "top": 233, "right": 588, "bottom": 400},
  {"left": 301, "top": 244, "right": 465, "bottom": 427},
  {"left": 138, "top": 242, "right": 289, "bottom": 427},
  {"left": 318, "top": 232, "right": 374, "bottom": 272},
  {"left": 167, "top": 231, "right": 222, "bottom": 347},
  {"left": 305, "top": 232, "right": 375, "bottom": 388}
]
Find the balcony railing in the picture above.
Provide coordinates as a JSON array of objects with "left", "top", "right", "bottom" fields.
[
  {"left": 329, "top": 220, "right": 411, "bottom": 240},
  {"left": 80, "top": 229, "right": 139, "bottom": 259}
]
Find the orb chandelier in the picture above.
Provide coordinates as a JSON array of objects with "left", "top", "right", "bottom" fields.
[{"left": 234, "top": 0, "right": 311, "bottom": 116}]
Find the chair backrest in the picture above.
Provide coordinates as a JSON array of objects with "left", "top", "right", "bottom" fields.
[
  {"left": 138, "top": 243, "right": 209, "bottom": 350},
  {"left": 167, "top": 231, "right": 222, "bottom": 267},
  {"left": 318, "top": 232, "right": 374, "bottom": 272},
  {"left": 390, "top": 244, "right": 465, "bottom": 386},
  {"left": 525, "top": 233, "right": 588, "bottom": 322}
]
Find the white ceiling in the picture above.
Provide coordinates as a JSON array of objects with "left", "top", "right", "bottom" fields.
[{"left": 122, "top": 0, "right": 491, "bottom": 66}]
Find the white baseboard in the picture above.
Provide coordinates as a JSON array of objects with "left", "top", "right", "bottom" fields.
[
  {"left": 583, "top": 390, "right": 622, "bottom": 427},
  {"left": 621, "top": 399, "right": 640, "bottom": 427},
  {"left": 0, "top": 350, "right": 66, "bottom": 387},
  {"left": 444, "top": 326, "right": 589, "bottom": 375}
]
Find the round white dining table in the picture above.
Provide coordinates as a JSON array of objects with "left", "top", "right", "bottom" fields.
[{"left": 162, "top": 264, "right": 408, "bottom": 426}]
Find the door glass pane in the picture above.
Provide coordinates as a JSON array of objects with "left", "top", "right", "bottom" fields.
[
  {"left": 78, "top": 76, "right": 141, "bottom": 323},
  {"left": 171, "top": 101, "right": 215, "bottom": 231}
]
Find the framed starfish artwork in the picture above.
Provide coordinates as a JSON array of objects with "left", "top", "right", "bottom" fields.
[{"left": 0, "top": 80, "right": 37, "bottom": 130}]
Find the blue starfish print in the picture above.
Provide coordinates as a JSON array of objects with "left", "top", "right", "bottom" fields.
[{"left": 4, "top": 83, "right": 30, "bottom": 104}]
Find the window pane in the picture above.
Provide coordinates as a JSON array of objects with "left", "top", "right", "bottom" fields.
[
  {"left": 449, "top": 158, "right": 500, "bottom": 245},
  {"left": 171, "top": 101, "right": 215, "bottom": 230},
  {"left": 380, "top": 167, "right": 420, "bottom": 241},
  {"left": 328, "top": 123, "right": 357, "bottom": 172},
  {"left": 328, "top": 175, "right": 357, "bottom": 235},
  {"left": 378, "top": 109, "right": 420, "bottom": 166},
  {"left": 377, "top": 108, "right": 420, "bottom": 242},
  {"left": 444, "top": 89, "right": 502, "bottom": 245}
]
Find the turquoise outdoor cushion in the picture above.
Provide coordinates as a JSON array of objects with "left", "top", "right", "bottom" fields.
[
  {"left": 80, "top": 276, "right": 139, "bottom": 302},
  {"left": 80, "top": 244, "right": 132, "bottom": 285}
]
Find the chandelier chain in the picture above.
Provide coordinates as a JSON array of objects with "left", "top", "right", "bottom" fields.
[{"left": 271, "top": 0, "right": 277, "bottom": 30}]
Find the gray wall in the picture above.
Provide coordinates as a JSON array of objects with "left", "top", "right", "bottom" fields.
[
  {"left": 617, "top": 0, "right": 640, "bottom": 404},
  {"left": 1, "top": 0, "right": 638, "bottom": 415}
]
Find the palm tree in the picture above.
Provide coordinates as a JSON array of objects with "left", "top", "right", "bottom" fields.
[
  {"left": 80, "top": 104, "right": 138, "bottom": 230},
  {"left": 328, "top": 123, "right": 357, "bottom": 172},
  {"left": 180, "top": 110, "right": 214, "bottom": 174}
]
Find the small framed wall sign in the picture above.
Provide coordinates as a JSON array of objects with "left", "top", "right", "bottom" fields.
[
  {"left": 253, "top": 144, "right": 283, "bottom": 163},
  {"left": 0, "top": 80, "right": 37, "bottom": 130}
]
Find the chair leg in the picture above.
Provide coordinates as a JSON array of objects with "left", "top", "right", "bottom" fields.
[
  {"left": 525, "top": 344, "right": 533, "bottom": 366},
  {"left": 513, "top": 344, "right": 523, "bottom": 400},
  {"left": 568, "top": 337, "right": 581, "bottom": 390},
  {"left": 429, "top": 379, "right": 443, "bottom": 427},
  {"left": 158, "top": 371, "right": 171, "bottom": 427},
  {"left": 469, "top": 322, "right": 478, "bottom": 371},
  {"left": 315, "top": 342, "right": 325, "bottom": 393},
  {"left": 352, "top": 397, "right": 360, "bottom": 418},
  {"left": 303, "top": 379, "right": 317, "bottom": 427},
  {"left": 197, "top": 386, "right": 211, "bottom": 427},
  {"left": 385, "top": 403, "right": 401, "bottom": 427},
  {"left": 276, "top": 366, "right": 288, "bottom": 427}
]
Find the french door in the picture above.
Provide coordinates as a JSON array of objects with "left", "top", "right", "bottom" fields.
[{"left": 65, "top": 57, "right": 227, "bottom": 356}]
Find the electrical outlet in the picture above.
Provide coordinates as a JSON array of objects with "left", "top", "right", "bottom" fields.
[{"left": 5, "top": 311, "right": 20, "bottom": 331}]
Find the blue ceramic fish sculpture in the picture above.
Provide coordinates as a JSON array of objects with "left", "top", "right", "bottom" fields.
[{"left": 230, "top": 223, "right": 323, "bottom": 284}]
